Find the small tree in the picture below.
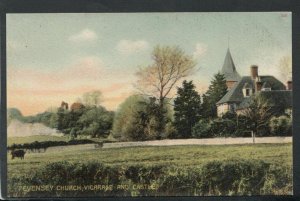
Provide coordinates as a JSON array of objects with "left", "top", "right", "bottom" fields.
[
  {"left": 173, "top": 80, "right": 202, "bottom": 138},
  {"left": 269, "top": 115, "right": 292, "bottom": 136},
  {"left": 202, "top": 73, "right": 228, "bottom": 118},
  {"left": 241, "top": 95, "right": 274, "bottom": 137}
]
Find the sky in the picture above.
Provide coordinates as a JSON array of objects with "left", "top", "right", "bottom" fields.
[{"left": 7, "top": 12, "right": 292, "bottom": 116}]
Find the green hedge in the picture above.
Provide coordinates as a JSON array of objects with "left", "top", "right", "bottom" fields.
[
  {"left": 7, "top": 139, "right": 113, "bottom": 152},
  {"left": 8, "top": 159, "right": 292, "bottom": 197}
]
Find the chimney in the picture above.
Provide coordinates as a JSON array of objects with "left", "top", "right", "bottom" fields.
[
  {"left": 287, "top": 80, "right": 292, "bottom": 90},
  {"left": 250, "top": 65, "right": 258, "bottom": 80},
  {"left": 256, "top": 80, "right": 263, "bottom": 92}
]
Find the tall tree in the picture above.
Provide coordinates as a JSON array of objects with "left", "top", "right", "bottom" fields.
[
  {"left": 202, "top": 73, "right": 228, "bottom": 118},
  {"left": 135, "top": 45, "right": 197, "bottom": 131},
  {"left": 173, "top": 80, "right": 202, "bottom": 138}
]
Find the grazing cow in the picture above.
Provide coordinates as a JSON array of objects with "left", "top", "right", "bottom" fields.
[{"left": 11, "top": 149, "right": 26, "bottom": 160}]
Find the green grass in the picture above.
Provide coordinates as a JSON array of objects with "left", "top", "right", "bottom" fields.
[
  {"left": 7, "top": 143, "right": 292, "bottom": 197},
  {"left": 8, "top": 143, "right": 292, "bottom": 179}
]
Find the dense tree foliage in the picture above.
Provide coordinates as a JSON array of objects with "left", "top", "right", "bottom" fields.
[
  {"left": 8, "top": 104, "right": 114, "bottom": 138},
  {"left": 241, "top": 95, "right": 274, "bottom": 136},
  {"left": 192, "top": 120, "right": 212, "bottom": 138},
  {"left": 57, "top": 106, "right": 114, "bottom": 138},
  {"left": 269, "top": 115, "right": 292, "bottom": 136},
  {"left": 202, "top": 73, "right": 228, "bottom": 118},
  {"left": 173, "top": 80, "right": 202, "bottom": 138},
  {"left": 112, "top": 95, "right": 173, "bottom": 141},
  {"left": 192, "top": 112, "right": 236, "bottom": 138}
]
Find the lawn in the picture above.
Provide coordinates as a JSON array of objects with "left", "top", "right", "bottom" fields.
[
  {"left": 6, "top": 135, "right": 293, "bottom": 197},
  {"left": 8, "top": 143, "right": 292, "bottom": 180}
]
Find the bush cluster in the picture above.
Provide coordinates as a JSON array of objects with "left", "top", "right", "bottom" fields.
[
  {"left": 269, "top": 116, "right": 292, "bottom": 136},
  {"left": 191, "top": 112, "right": 292, "bottom": 139}
]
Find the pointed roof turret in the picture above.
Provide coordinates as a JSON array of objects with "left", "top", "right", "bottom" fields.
[{"left": 221, "top": 48, "right": 241, "bottom": 82}]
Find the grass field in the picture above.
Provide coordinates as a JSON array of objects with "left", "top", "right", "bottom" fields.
[
  {"left": 7, "top": 137, "right": 292, "bottom": 197},
  {"left": 8, "top": 143, "right": 292, "bottom": 179}
]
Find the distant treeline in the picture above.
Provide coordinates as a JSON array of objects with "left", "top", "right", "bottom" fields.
[{"left": 8, "top": 105, "right": 114, "bottom": 139}]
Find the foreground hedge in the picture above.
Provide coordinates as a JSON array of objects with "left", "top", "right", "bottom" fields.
[{"left": 8, "top": 159, "right": 292, "bottom": 197}]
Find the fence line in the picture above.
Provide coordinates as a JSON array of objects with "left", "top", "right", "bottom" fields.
[{"left": 102, "top": 137, "right": 292, "bottom": 149}]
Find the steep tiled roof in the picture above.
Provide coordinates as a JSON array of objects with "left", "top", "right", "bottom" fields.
[
  {"left": 237, "top": 90, "right": 292, "bottom": 110},
  {"left": 262, "top": 81, "right": 271, "bottom": 89},
  {"left": 221, "top": 49, "right": 241, "bottom": 82},
  {"left": 243, "top": 82, "right": 253, "bottom": 89},
  {"left": 216, "top": 76, "right": 286, "bottom": 105}
]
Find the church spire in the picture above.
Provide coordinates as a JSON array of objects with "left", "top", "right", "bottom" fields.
[{"left": 221, "top": 48, "right": 241, "bottom": 82}]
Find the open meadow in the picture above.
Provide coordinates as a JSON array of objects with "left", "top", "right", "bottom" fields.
[{"left": 7, "top": 141, "right": 292, "bottom": 197}]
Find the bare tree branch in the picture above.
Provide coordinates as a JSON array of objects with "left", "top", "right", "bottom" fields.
[{"left": 135, "top": 45, "right": 197, "bottom": 107}]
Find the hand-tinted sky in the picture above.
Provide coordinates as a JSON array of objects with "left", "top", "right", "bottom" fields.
[{"left": 7, "top": 12, "right": 292, "bottom": 115}]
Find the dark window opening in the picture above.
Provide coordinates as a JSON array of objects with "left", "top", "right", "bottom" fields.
[{"left": 246, "top": 89, "right": 250, "bottom": 96}]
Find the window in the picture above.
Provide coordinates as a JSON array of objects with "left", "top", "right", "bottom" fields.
[{"left": 246, "top": 89, "right": 250, "bottom": 96}]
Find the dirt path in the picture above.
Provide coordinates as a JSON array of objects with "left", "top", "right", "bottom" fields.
[
  {"left": 23, "top": 137, "right": 292, "bottom": 154},
  {"left": 102, "top": 136, "right": 292, "bottom": 149}
]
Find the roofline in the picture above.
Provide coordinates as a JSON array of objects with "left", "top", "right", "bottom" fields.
[{"left": 216, "top": 100, "right": 241, "bottom": 105}]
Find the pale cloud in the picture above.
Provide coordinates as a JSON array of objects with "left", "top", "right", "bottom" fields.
[
  {"left": 68, "top": 29, "right": 98, "bottom": 42},
  {"left": 193, "top": 43, "right": 207, "bottom": 58},
  {"left": 116, "top": 40, "right": 149, "bottom": 55}
]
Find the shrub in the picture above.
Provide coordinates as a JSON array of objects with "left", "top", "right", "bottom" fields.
[
  {"left": 8, "top": 160, "right": 291, "bottom": 197},
  {"left": 269, "top": 116, "right": 292, "bottom": 136},
  {"left": 192, "top": 120, "right": 212, "bottom": 138},
  {"left": 211, "top": 118, "right": 236, "bottom": 137}
]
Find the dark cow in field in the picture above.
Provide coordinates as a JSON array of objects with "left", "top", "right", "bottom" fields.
[{"left": 11, "top": 149, "right": 26, "bottom": 160}]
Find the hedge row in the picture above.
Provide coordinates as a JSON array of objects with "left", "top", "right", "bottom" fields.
[
  {"left": 7, "top": 139, "right": 113, "bottom": 151},
  {"left": 8, "top": 159, "right": 292, "bottom": 197}
]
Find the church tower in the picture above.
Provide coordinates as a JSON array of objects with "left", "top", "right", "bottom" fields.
[{"left": 221, "top": 48, "right": 241, "bottom": 89}]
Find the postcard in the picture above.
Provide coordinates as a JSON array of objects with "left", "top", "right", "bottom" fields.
[{"left": 5, "top": 12, "right": 292, "bottom": 198}]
